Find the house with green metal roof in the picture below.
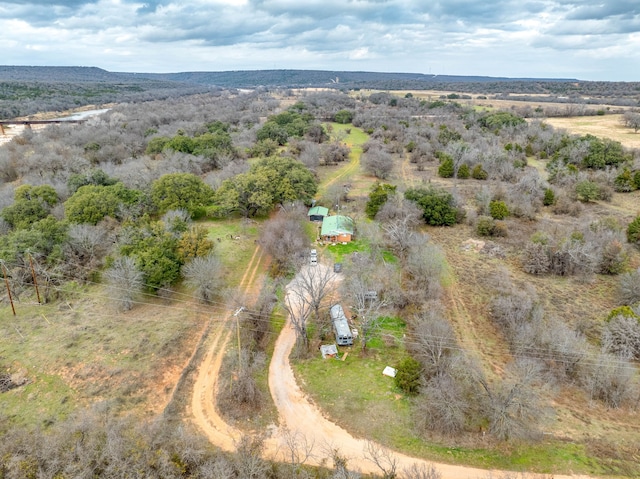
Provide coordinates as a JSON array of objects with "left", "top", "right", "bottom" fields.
[
  {"left": 308, "top": 206, "right": 329, "bottom": 222},
  {"left": 321, "top": 215, "right": 354, "bottom": 243}
]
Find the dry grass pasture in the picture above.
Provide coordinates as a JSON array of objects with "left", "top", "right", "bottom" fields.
[{"left": 544, "top": 114, "right": 640, "bottom": 150}]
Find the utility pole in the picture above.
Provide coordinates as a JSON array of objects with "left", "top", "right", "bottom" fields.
[
  {"left": 28, "top": 254, "right": 41, "bottom": 304},
  {"left": 1, "top": 262, "right": 16, "bottom": 316},
  {"left": 233, "top": 307, "right": 246, "bottom": 369}
]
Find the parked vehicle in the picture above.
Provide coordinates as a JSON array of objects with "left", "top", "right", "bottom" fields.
[{"left": 329, "top": 304, "right": 353, "bottom": 346}]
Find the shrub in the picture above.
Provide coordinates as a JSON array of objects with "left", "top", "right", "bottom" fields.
[
  {"left": 365, "top": 183, "right": 396, "bottom": 219},
  {"left": 598, "top": 238, "right": 627, "bottom": 275},
  {"left": 522, "top": 242, "right": 550, "bottom": 274},
  {"left": 15, "top": 184, "right": 58, "bottom": 207},
  {"left": 405, "top": 186, "right": 460, "bottom": 226},
  {"left": 65, "top": 184, "right": 136, "bottom": 225},
  {"left": 471, "top": 164, "right": 488, "bottom": 180},
  {"left": 543, "top": 188, "right": 556, "bottom": 206},
  {"left": 489, "top": 200, "right": 509, "bottom": 220},
  {"left": 575, "top": 180, "right": 601, "bottom": 202},
  {"left": 1, "top": 197, "right": 50, "bottom": 229},
  {"left": 476, "top": 216, "right": 496, "bottom": 237},
  {"left": 552, "top": 194, "right": 584, "bottom": 217},
  {"left": 602, "top": 314, "right": 640, "bottom": 360},
  {"left": 627, "top": 216, "right": 640, "bottom": 246},
  {"left": 68, "top": 169, "right": 118, "bottom": 194},
  {"left": 493, "top": 221, "right": 508, "bottom": 237},
  {"left": 334, "top": 109, "right": 353, "bottom": 124},
  {"left": 437, "top": 157, "right": 454, "bottom": 178},
  {"left": 606, "top": 306, "right": 640, "bottom": 322},
  {"left": 614, "top": 169, "right": 636, "bottom": 192},
  {"left": 457, "top": 163, "right": 470, "bottom": 179},
  {"left": 394, "top": 356, "right": 422, "bottom": 395},
  {"left": 619, "top": 268, "right": 640, "bottom": 304}
]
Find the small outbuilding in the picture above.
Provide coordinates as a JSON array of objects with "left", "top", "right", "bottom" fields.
[
  {"left": 308, "top": 206, "right": 329, "bottom": 222},
  {"left": 321, "top": 215, "right": 354, "bottom": 243},
  {"left": 320, "top": 344, "right": 339, "bottom": 359}
]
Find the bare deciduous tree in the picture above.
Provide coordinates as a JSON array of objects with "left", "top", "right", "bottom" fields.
[
  {"left": 376, "top": 196, "right": 423, "bottom": 259},
  {"left": 64, "top": 222, "right": 112, "bottom": 279},
  {"left": 280, "top": 427, "right": 315, "bottom": 474},
  {"left": 182, "top": 254, "right": 224, "bottom": 303},
  {"left": 362, "top": 147, "right": 393, "bottom": 179},
  {"left": 260, "top": 207, "right": 308, "bottom": 275},
  {"left": 412, "top": 306, "right": 457, "bottom": 377},
  {"left": 363, "top": 441, "right": 398, "bottom": 479},
  {"left": 104, "top": 256, "right": 143, "bottom": 311},
  {"left": 322, "top": 444, "right": 360, "bottom": 479},
  {"left": 581, "top": 352, "right": 636, "bottom": 408},
  {"left": 417, "top": 372, "right": 470, "bottom": 436},
  {"left": 540, "top": 317, "right": 588, "bottom": 381},
  {"left": 404, "top": 239, "right": 446, "bottom": 303},
  {"left": 284, "top": 284, "right": 312, "bottom": 353},
  {"left": 161, "top": 208, "right": 192, "bottom": 236},
  {"left": 342, "top": 269, "right": 387, "bottom": 352},
  {"left": 478, "top": 359, "right": 551, "bottom": 441},
  {"left": 623, "top": 110, "right": 640, "bottom": 133},
  {"left": 403, "top": 463, "right": 442, "bottom": 479},
  {"left": 292, "top": 264, "right": 337, "bottom": 322},
  {"left": 601, "top": 314, "right": 640, "bottom": 360},
  {"left": 233, "top": 434, "right": 269, "bottom": 479},
  {"left": 619, "top": 268, "right": 640, "bottom": 305}
]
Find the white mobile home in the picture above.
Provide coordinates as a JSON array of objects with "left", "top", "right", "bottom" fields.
[{"left": 329, "top": 304, "right": 353, "bottom": 346}]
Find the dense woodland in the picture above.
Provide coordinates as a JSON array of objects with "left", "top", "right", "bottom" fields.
[{"left": 1, "top": 81, "right": 640, "bottom": 477}]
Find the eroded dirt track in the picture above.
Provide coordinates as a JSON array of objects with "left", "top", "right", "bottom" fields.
[{"left": 189, "top": 245, "right": 264, "bottom": 449}]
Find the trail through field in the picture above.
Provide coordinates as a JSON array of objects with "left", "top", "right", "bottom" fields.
[
  {"left": 189, "top": 245, "right": 265, "bottom": 449},
  {"left": 319, "top": 127, "right": 365, "bottom": 197},
  {"left": 400, "top": 152, "right": 414, "bottom": 187}
]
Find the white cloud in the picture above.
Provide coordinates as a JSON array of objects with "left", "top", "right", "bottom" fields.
[{"left": 0, "top": 0, "right": 637, "bottom": 80}]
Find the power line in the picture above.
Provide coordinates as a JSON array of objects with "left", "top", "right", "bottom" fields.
[{"left": 2, "top": 258, "right": 638, "bottom": 371}]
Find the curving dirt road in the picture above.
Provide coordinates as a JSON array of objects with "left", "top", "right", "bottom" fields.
[
  {"left": 189, "top": 245, "right": 265, "bottom": 450},
  {"left": 190, "top": 257, "right": 594, "bottom": 478},
  {"left": 267, "top": 265, "right": 593, "bottom": 478}
]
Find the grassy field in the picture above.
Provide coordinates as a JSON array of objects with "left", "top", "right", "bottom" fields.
[
  {"left": 0, "top": 216, "right": 266, "bottom": 428},
  {"left": 316, "top": 122, "right": 368, "bottom": 200},
  {"left": 544, "top": 114, "right": 640, "bottom": 150},
  {"left": 203, "top": 217, "right": 263, "bottom": 286},
  {"left": 0, "top": 285, "right": 206, "bottom": 427}
]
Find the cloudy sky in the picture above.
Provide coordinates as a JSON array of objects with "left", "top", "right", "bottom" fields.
[{"left": 1, "top": 0, "right": 638, "bottom": 81}]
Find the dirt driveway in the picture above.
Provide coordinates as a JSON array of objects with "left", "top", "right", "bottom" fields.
[
  {"left": 267, "top": 265, "right": 594, "bottom": 478},
  {"left": 190, "top": 256, "right": 593, "bottom": 478}
]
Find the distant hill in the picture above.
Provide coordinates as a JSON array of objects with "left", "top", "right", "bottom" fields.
[
  {"left": 121, "top": 69, "right": 579, "bottom": 89},
  {"left": 0, "top": 66, "right": 215, "bottom": 119},
  {"left": 0, "top": 66, "right": 143, "bottom": 83},
  {"left": 0, "top": 65, "right": 579, "bottom": 89}
]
